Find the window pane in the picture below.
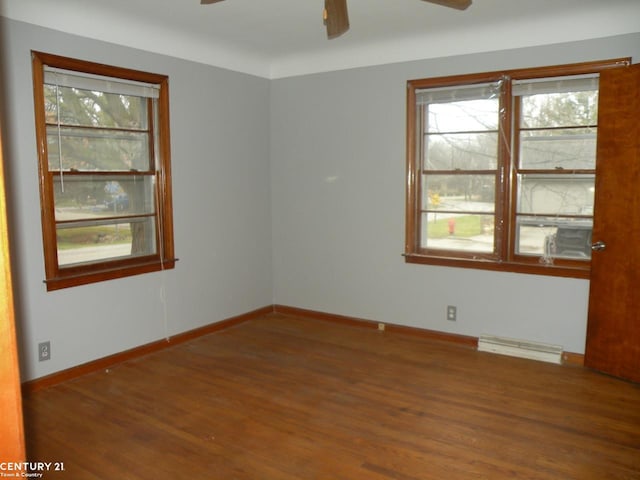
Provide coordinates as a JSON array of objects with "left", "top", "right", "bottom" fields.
[
  {"left": 515, "top": 83, "right": 596, "bottom": 263},
  {"left": 421, "top": 213, "right": 494, "bottom": 252},
  {"left": 516, "top": 216, "right": 592, "bottom": 260},
  {"left": 53, "top": 175, "right": 156, "bottom": 221},
  {"left": 44, "top": 85, "right": 148, "bottom": 130},
  {"left": 57, "top": 218, "right": 157, "bottom": 267},
  {"left": 427, "top": 99, "right": 499, "bottom": 133},
  {"left": 417, "top": 87, "right": 499, "bottom": 255},
  {"left": 47, "top": 126, "right": 150, "bottom": 171},
  {"left": 425, "top": 132, "right": 498, "bottom": 170},
  {"left": 517, "top": 174, "right": 594, "bottom": 215},
  {"left": 520, "top": 90, "right": 598, "bottom": 129},
  {"left": 520, "top": 128, "right": 596, "bottom": 170},
  {"left": 422, "top": 175, "right": 495, "bottom": 211}
]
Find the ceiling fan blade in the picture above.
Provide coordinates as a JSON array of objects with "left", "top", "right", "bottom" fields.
[
  {"left": 421, "top": 0, "right": 472, "bottom": 10},
  {"left": 324, "top": 0, "right": 349, "bottom": 39},
  {"left": 201, "top": 0, "right": 225, "bottom": 4}
]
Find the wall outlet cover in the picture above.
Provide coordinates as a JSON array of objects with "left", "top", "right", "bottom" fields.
[{"left": 38, "top": 341, "right": 51, "bottom": 361}]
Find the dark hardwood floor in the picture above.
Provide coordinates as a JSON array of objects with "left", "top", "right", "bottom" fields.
[{"left": 22, "top": 313, "right": 640, "bottom": 479}]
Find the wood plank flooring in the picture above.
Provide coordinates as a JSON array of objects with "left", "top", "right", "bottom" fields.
[{"left": 22, "top": 313, "right": 640, "bottom": 479}]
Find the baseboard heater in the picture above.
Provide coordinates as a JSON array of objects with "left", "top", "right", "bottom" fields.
[{"left": 477, "top": 334, "right": 563, "bottom": 365}]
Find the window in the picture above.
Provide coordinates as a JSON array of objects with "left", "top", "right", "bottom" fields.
[
  {"left": 405, "top": 59, "right": 628, "bottom": 278},
  {"left": 32, "top": 51, "right": 175, "bottom": 290}
]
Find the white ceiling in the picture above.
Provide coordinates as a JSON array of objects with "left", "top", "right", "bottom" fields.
[{"left": 2, "top": 0, "right": 639, "bottom": 78}]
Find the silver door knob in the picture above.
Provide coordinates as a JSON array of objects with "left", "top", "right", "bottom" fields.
[{"left": 591, "top": 241, "right": 606, "bottom": 251}]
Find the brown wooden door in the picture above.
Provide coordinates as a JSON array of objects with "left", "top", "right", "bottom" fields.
[
  {"left": 0, "top": 121, "right": 26, "bottom": 461},
  {"left": 585, "top": 63, "right": 640, "bottom": 383}
]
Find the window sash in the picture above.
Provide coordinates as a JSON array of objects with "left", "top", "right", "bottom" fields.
[{"left": 415, "top": 80, "right": 502, "bottom": 259}]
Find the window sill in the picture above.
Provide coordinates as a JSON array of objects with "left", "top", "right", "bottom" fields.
[
  {"left": 44, "top": 258, "right": 177, "bottom": 291},
  {"left": 404, "top": 253, "right": 590, "bottom": 279}
]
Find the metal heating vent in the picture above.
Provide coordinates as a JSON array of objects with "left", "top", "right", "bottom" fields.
[{"left": 477, "top": 335, "right": 563, "bottom": 365}]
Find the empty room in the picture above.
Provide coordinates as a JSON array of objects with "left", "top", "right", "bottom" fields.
[{"left": 1, "top": 0, "right": 639, "bottom": 478}]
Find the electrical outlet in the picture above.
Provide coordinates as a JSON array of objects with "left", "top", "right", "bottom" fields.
[
  {"left": 378, "top": 323, "right": 385, "bottom": 331},
  {"left": 447, "top": 305, "right": 457, "bottom": 321},
  {"left": 38, "top": 341, "right": 51, "bottom": 362}
]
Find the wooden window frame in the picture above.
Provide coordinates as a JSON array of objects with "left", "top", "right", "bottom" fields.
[
  {"left": 405, "top": 59, "right": 630, "bottom": 279},
  {"left": 32, "top": 51, "right": 176, "bottom": 291}
]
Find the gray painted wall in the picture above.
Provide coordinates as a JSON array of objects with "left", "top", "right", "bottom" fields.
[
  {"left": 2, "top": 16, "right": 638, "bottom": 381},
  {"left": 1, "top": 18, "right": 273, "bottom": 381},
  {"left": 270, "top": 34, "right": 639, "bottom": 355}
]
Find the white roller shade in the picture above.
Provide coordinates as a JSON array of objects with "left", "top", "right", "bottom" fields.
[
  {"left": 416, "top": 81, "right": 502, "bottom": 105},
  {"left": 44, "top": 66, "right": 160, "bottom": 99},
  {"left": 512, "top": 74, "right": 599, "bottom": 97}
]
